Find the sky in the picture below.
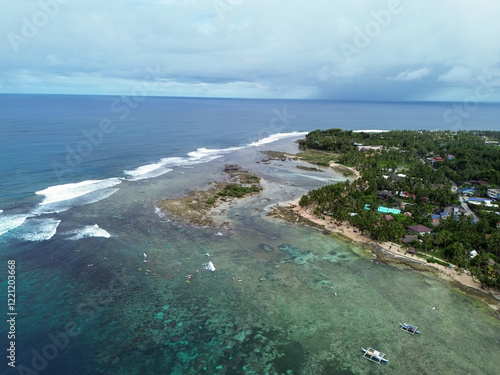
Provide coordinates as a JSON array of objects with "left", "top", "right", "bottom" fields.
[{"left": 1, "top": 0, "right": 500, "bottom": 102}]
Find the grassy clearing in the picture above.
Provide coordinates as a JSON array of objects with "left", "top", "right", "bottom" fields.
[{"left": 295, "top": 149, "right": 337, "bottom": 166}]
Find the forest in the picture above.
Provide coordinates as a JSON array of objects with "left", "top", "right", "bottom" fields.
[{"left": 298, "top": 129, "right": 500, "bottom": 288}]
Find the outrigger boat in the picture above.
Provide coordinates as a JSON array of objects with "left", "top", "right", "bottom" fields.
[
  {"left": 361, "top": 347, "right": 388, "bottom": 364},
  {"left": 400, "top": 323, "right": 420, "bottom": 334}
]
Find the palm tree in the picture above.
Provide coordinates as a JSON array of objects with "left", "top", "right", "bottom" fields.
[
  {"left": 422, "top": 233, "right": 433, "bottom": 254},
  {"left": 436, "top": 230, "right": 453, "bottom": 249}
]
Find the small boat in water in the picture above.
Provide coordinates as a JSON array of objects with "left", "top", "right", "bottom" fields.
[
  {"left": 362, "top": 347, "right": 388, "bottom": 364},
  {"left": 400, "top": 323, "right": 420, "bottom": 334}
]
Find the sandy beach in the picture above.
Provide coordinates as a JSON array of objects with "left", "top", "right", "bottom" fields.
[{"left": 294, "top": 202, "right": 483, "bottom": 289}]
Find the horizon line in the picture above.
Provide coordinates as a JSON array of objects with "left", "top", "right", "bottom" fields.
[{"left": 1, "top": 92, "right": 500, "bottom": 105}]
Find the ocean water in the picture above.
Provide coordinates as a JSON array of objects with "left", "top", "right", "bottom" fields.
[{"left": 1, "top": 95, "right": 500, "bottom": 375}]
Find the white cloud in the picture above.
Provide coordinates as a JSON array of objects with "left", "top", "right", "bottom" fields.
[
  {"left": 389, "top": 68, "right": 432, "bottom": 82},
  {"left": 1, "top": 0, "right": 500, "bottom": 101},
  {"left": 438, "top": 66, "right": 475, "bottom": 83}
]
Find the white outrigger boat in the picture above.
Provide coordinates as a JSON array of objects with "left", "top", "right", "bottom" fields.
[
  {"left": 400, "top": 322, "right": 420, "bottom": 334},
  {"left": 361, "top": 347, "right": 388, "bottom": 364}
]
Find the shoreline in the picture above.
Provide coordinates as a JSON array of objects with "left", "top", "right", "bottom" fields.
[
  {"left": 286, "top": 199, "right": 500, "bottom": 310},
  {"left": 154, "top": 140, "right": 500, "bottom": 312}
]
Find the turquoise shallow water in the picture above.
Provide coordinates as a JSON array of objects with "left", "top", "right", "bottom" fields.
[{"left": 3, "top": 140, "right": 500, "bottom": 375}]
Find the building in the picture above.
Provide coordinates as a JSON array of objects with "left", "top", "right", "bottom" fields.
[
  {"left": 357, "top": 145, "right": 383, "bottom": 151},
  {"left": 460, "top": 187, "right": 476, "bottom": 195},
  {"left": 444, "top": 205, "right": 463, "bottom": 215},
  {"left": 487, "top": 188, "right": 500, "bottom": 200},
  {"left": 466, "top": 197, "right": 493, "bottom": 204},
  {"left": 377, "top": 206, "right": 401, "bottom": 215},
  {"left": 407, "top": 247, "right": 418, "bottom": 255},
  {"left": 407, "top": 224, "right": 433, "bottom": 235},
  {"left": 377, "top": 190, "right": 394, "bottom": 201},
  {"left": 402, "top": 234, "right": 419, "bottom": 244},
  {"left": 224, "top": 164, "right": 241, "bottom": 171}
]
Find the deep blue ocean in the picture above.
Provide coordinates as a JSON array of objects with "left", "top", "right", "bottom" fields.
[
  {"left": 1, "top": 95, "right": 500, "bottom": 375},
  {"left": 2, "top": 94, "right": 499, "bottom": 211}
]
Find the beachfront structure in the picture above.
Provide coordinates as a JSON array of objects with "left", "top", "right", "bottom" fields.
[
  {"left": 224, "top": 164, "right": 241, "bottom": 171},
  {"left": 407, "top": 224, "right": 433, "bottom": 235}
]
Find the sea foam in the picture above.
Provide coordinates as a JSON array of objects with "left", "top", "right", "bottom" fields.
[
  {"left": 0, "top": 214, "right": 28, "bottom": 236},
  {"left": 249, "top": 132, "right": 308, "bottom": 147},
  {"left": 122, "top": 132, "right": 306, "bottom": 182},
  {"left": 36, "top": 178, "right": 122, "bottom": 205},
  {"left": 16, "top": 218, "right": 61, "bottom": 241},
  {"left": 32, "top": 187, "right": 120, "bottom": 215},
  {"left": 65, "top": 224, "right": 111, "bottom": 240}
]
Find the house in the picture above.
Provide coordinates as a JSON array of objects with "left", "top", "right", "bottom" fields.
[
  {"left": 399, "top": 191, "right": 416, "bottom": 199},
  {"left": 407, "top": 224, "right": 433, "bottom": 235},
  {"left": 383, "top": 215, "right": 394, "bottom": 221},
  {"left": 444, "top": 205, "right": 463, "bottom": 215},
  {"left": 460, "top": 187, "right": 476, "bottom": 195},
  {"left": 402, "top": 234, "right": 418, "bottom": 244},
  {"left": 431, "top": 214, "right": 440, "bottom": 226},
  {"left": 487, "top": 188, "right": 500, "bottom": 200},
  {"left": 357, "top": 145, "right": 383, "bottom": 151},
  {"left": 466, "top": 197, "right": 493, "bottom": 204},
  {"left": 432, "top": 156, "right": 444, "bottom": 162},
  {"left": 377, "top": 190, "right": 394, "bottom": 200},
  {"left": 407, "top": 247, "right": 418, "bottom": 255},
  {"left": 470, "top": 250, "right": 478, "bottom": 259}
]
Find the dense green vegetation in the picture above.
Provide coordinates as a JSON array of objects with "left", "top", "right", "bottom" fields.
[
  {"left": 298, "top": 129, "right": 500, "bottom": 288},
  {"left": 217, "top": 183, "right": 261, "bottom": 197}
]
